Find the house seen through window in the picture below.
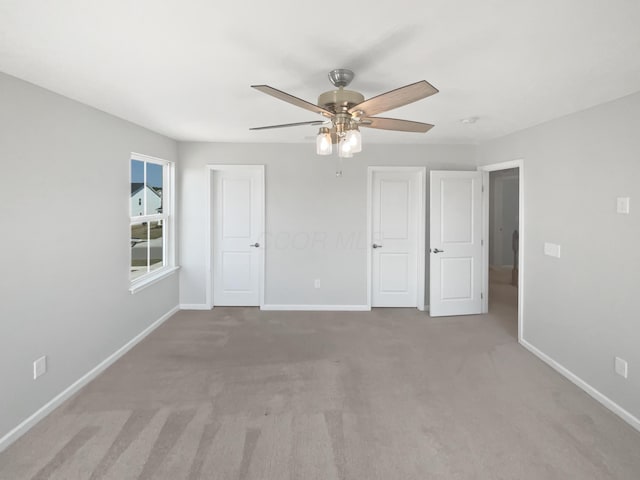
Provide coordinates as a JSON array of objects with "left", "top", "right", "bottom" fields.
[{"left": 130, "top": 154, "right": 173, "bottom": 284}]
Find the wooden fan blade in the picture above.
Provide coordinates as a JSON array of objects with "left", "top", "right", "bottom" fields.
[
  {"left": 360, "top": 117, "right": 434, "bottom": 133},
  {"left": 251, "top": 85, "right": 334, "bottom": 117},
  {"left": 250, "top": 120, "right": 328, "bottom": 130},
  {"left": 348, "top": 80, "right": 438, "bottom": 117}
]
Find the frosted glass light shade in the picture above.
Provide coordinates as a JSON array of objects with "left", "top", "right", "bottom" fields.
[
  {"left": 345, "top": 128, "right": 362, "bottom": 153},
  {"left": 316, "top": 129, "right": 332, "bottom": 155},
  {"left": 338, "top": 138, "right": 353, "bottom": 158}
]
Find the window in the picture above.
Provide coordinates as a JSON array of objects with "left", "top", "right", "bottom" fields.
[{"left": 130, "top": 153, "right": 175, "bottom": 290}]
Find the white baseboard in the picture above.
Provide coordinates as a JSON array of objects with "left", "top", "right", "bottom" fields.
[
  {"left": 520, "top": 339, "right": 640, "bottom": 433},
  {"left": 179, "top": 303, "right": 212, "bottom": 310},
  {"left": 261, "top": 304, "right": 371, "bottom": 312},
  {"left": 0, "top": 305, "right": 180, "bottom": 453}
]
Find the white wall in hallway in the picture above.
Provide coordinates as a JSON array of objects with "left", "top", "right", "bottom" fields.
[
  {"left": 477, "top": 90, "right": 640, "bottom": 423},
  {"left": 177, "top": 143, "right": 476, "bottom": 307}
]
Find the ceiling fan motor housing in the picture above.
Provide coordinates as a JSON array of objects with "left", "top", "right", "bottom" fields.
[{"left": 318, "top": 89, "right": 365, "bottom": 113}]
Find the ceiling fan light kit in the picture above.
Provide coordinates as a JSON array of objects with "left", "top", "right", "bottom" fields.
[{"left": 251, "top": 68, "right": 438, "bottom": 160}]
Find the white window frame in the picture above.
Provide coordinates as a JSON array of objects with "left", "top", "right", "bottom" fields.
[{"left": 129, "top": 152, "right": 177, "bottom": 293}]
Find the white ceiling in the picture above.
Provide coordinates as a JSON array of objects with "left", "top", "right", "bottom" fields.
[{"left": 1, "top": 0, "right": 640, "bottom": 144}]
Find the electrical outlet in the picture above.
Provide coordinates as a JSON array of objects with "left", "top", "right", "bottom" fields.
[
  {"left": 33, "top": 356, "right": 47, "bottom": 380},
  {"left": 314, "top": 279, "right": 321, "bottom": 289},
  {"left": 616, "top": 197, "right": 630, "bottom": 214},
  {"left": 615, "top": 357, "right": 628, "bottom": 379},
  {"left": 544, "top": 242, "right": 561, "bottom": 258}
]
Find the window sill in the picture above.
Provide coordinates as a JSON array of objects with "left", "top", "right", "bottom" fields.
[{"left": 129, "top": 266, "right": 180, "bottom": 294}]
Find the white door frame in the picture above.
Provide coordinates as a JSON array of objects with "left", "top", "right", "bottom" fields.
[
  {"left": 478, "top": 160, "right": 524, "bottom": 342},
  {"left": 366, "top": 166, "right": 426, "bottom": 310},
  {"left": 205, "top": 164, "right": 266, "bottom": 309}
]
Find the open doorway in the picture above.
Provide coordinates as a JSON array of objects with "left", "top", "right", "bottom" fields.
[
  {"left": 488, "top": 168, "right": 519, "bottom": 337},
  {"left": 479, "top": 160, "right": 524, "bottom": 342}
]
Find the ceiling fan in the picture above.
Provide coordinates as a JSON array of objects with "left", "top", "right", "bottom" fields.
[{"left": 250, "top": 69, "right": 438, "bottom": 157}]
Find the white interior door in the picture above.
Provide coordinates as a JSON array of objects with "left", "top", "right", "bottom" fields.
[
  {"left": 213, "top": 167, "right": 263, "bottom": 306},
  {"left": 371, "top": 170, "right": 421, "bottom": 307},
  {"left": 429, "top": 171, "right": 483, "bottom": 316}
]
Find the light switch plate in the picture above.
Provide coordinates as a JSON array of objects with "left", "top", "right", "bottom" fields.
[
  {"left": 615, "top": 357, "right": 628, "bottom": 379},
  {"left": 544, "top": 242, "right": 561, "bottom": 258},
  {"left": 616, "top": 197, "right": 630, "bottom": 214},
  {"left": 33, "top": 356, "right": 47, "bottom": 379}
]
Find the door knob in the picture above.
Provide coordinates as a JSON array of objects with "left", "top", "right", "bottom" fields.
[
  {"left": 432, "top": 248, "right": 444, "bottom": 254},
  {"left": 250, "top": 242, "right": 260, "bottom": 248},
  {"left": 372, "top": 244, "right": 383, "bottom": 249}
]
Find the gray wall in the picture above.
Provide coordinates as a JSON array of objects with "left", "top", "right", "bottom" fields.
[
  {"left": 177, "top": 142, "right": 477, "bottom": 307},
  {"left": 477, "top": 91, "right": 640, "bottom": 420},
  {"left": 0, "top": 73, "right": 179, "bottom": 441}
]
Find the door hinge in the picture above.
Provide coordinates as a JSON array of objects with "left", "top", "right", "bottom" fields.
[
  {"left": 482, "top": 185, "right": 485, "bottom": 193},
  {"left": 481, "top": 292, "right": 484, "bottom": 299},
  {"left": 481, "top": 239, "right": 484, "bottom": 246}
]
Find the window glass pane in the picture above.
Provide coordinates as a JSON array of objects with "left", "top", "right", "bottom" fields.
[
  {"left": 131, "top": 223, "right": 148, "bottom": 280},
  {"left": 149, "top": 220, "right": 164, "bottom": 271},
  {"left": 146, "top": 163, "right": 163, "bottom": 215},
  {"left": 131, "top": 160, "right": 145, "bottom": 216},
  {"left": 130, "top": 156, "right": 171, "bottom": 285}
]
